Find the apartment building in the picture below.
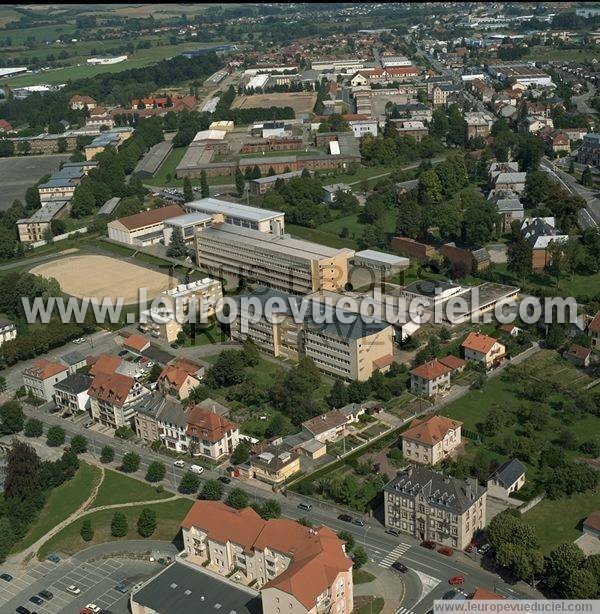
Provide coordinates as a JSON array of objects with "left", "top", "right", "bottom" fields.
[
  {"left": 195, "top": 225, "right": 353, "bottom": 294},
  {"left": 384, "top": 465, "right": 487, "bottom": 550},
  {"left": 181, "top": 501, "right": 354, "bottom": 614},
  {"left": 88, "top": 371, "right": 150, "bottom": 429},
  {"left": 249, "top": 170, "right": 304, "bottom": 195},
  {"left": 69, "top": 95, "right": 96, "bottom": 110},
  {"left": 410, "top": 360, "right": 452, "bottom": 397},
  {"left": 0, "top": 318, "right": 16, "bottom": 346},
  {"left": 134, "top": 393, "right": 183, "bottom": 445},
  {"left": 401, "top": 415, "right": 462, "bottom": 466},
  {"left": 230, "top": 287, "right": 395, "bottom": 381},
  {"left": 461, "top": 332, "right": 506, "bottom": 368},
  {"left": 186, "top": 405, "right": 239, "bottom": 461},
  {"left": 53, "top": 373, "right": 92, "bottom": 414},
  {"left": 464, "top": 111, "right": 495, "bottom": 140},
  {"left": 22, "top": 359, "right": 69, "bottom": 402},
  {"left": 84, "top": 127, "right": 133, "bottom": 160}
]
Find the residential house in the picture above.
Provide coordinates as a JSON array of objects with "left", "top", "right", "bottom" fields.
[
  {"left": 186, "top": 405, "right": 239, "bottom": 460},
  {"left": 401, "top": 415, "right": 462, "bottom": 465},
  {"left": 486, "top": 459, "right": 526, "bottom": 500},
  {"left": 181, "top": 501, "right": 354, "bottom": 613},
  {"left": 122, "top": 333, "right": 151, "bottom": 356},
  {"left": 583, "top": 512, "right": 600, "bottom": 538},
  {"left": 410, "top": 360, "right": 452, "bottom": 397},
  {"left": 577, "top": 133, "right": 600, "bottom": 167},
  {"left": 322, "top": 184, "right": 352, "bottom": 204},
  {"left": 0, "top": 120, "right": 13, "bottom": 133},
  {"left": 134, "top": 393, "right": 183, "bottom": 445},
  {"left": 461, "top": 332, "right": 506, "bottom": 368},
  {"left": 22, "top": 359, "right": 69, "bottom": 402},
  {"left": 301, "top": 409, "right": 348, "bottom": 443},
  {"left": 53, "top": 373, "right": 92, "bottom": 414},
  {"left": 157, "top": 359, "right": 205, "bottom": 400},
  {"left": 589, "top": 312, "right": 600, "bottom": 350},
  {"left": 60, "top": 350, "right": 87, "bottom": 374},
  {"left": 520, "top": 217, "right": 569, "bottom": 271},
  {"left": 0, "top": 318, "right": 17, "bottom": 346},
  {"left": 439, "top": 354, "right": 466, "bottom": 373},
  {"left": 564, "top": 344, "right": 592, "bottom": 368},
  {"left": 384, "top": 466, "right": 487, "bottom": 549},
  {"left": 249, "top": 440, "right": 301, "bottom": 485},
  {"left": 464, "top": 111, "right": 495, "bottom": 140},
  {"left": 492, "top": 194, "right": 524, "bottom": 232},
  {"left": 69, "top": 95, "right": 96, "bottom": 110}
]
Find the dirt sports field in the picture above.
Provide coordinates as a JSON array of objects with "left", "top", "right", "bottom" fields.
[
  {"left": 30, "top": 255, "right": 172, "bottom": 303},
  {"left": 232, "top": 92, "right": 317, "bottom": 115}
]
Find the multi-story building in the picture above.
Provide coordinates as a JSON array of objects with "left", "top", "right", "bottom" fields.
[
  {"left": 186, "top": 405, "right": 239, "bottom": 460},
  {"left": 578, "top": 133, "right": 600, "bottom": 167},
  {"left": 520, "top": 217, "right": 569, "bottom": 271},
  {"left": 464, "top": 111, "right": 495, "bottom": 140},
  {"left": 230, "top": 287, "right": 395, "bottom": 381},
  {"left": 461, "top": 332, "right": 506, "bottom": 369},
  {"left": 195, "top": 225, "right": 353, "bottom": 294},
  {"left": 410, "top": 360, "right": 452, "bottom": 397},
  {"left": 22, "top": 359, "right": 69, "bottom": 402},
  {"left": 53, "top": 373, "right": 92, "bottom": 414},
  {"left": 0, "top": 318, "right": 16, "bottom": 346},
  {"left": 384, "top": 465, "right": 487, "bottom": 550},
  {"left": 181, "top": 500, "right": 354, "bottom": 614},
  {"left": 157, "top": 359, "right": 205, "bottom": 400},
  {"left": 589, "top": 311, "right": 600, "bottom": 350},
  {"left": 107, "top": 204, "right": 186, "bottom": 246},
  {"left": 133, "top": 392, "right": 183, "bottom": 445},
  {"left": 69, "top": 95, "right": 96, "bottom": 110},
  {"left": 401, "top": 415, "right": 462, "bottom": 465},
  {"left": 249, "top": 440, "right": 301, "bottom": 485},
  {"left": 88, "top": 371, "right": 150, "bottom": 429},
  {"left": 84, "top": 127, "right": 133, "bottom": 160}
]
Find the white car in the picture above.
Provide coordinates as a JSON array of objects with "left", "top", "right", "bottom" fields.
[
  {"left": 66, "top": 585, "right": 80, "bottom": 595},
  {"left": 86, "top": 605, "right": 101, "bottom": 614},
  {"left": 190, "top": 464, "right": 204, "bottom": 475},
  {"left": 173, "top": 460, "right": 185, "bottom": 468},
  {"left": 72, "top": 338, "right": 85, "bottom": 344}
]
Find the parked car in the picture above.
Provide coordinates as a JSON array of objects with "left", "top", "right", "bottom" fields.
[
  {"left": 85, "top": 605, "right": 101, "bottom": 614},
  {"left": 438, "top": 547, "right": 454, "bottom": 557},
  {"left": 83, "top": 420, "right": 94, "bottom": 428},
  {"left": 352, "top": 518, "right": 365, "bottom": 527},
  {"left": 118, "top": 350, "right": 128, "bottom": 357},
  {"left": 421, "top": 540, "right": 436, "bottom": 550},
  {"left": 218, "top": 476, "right": 231, "bottom": 484},
  {"left": 173, "top": 460, "right": 185, "bottom": 468},
  {"left": 338, "top": 514, "right": 352, "bottom": 522},
  {"left": 0, "top": 573, "right": 12, "bottom": 582},
  {"left": 72, "top": 338, "right": 85, "bottom": 344},
  {"left": 38, "top": 590, "right": 53, "bottom": 601},
  {"left": 190, "top": 464, "right": 204, "bottom": 475},
  {"left": 114, "top": 583, "right": 128, "bottom": 594},
  {"left": 477, "top": 543, "right": 491, "bottom": 556},
  {"left": 66, "top": 585, "right": 81, "bottom": 595},
  {"left": 442, "top": 589, "right": 466, "bottom": 600},
  {"left": 47, "top": 554, "right": 60, "bottom": 563},
  {"left": 170, "top": 343, "right": 180, "bottom": 349},
  {"left": 297, "top": 502, "right": 312, "bottom": 511},
  {"left": 391, "top": 561, "right": 408, "bottom": 573},
  {"left": 15, "top": 607, "right": 30, "bottom": 614},
  {"left": 448, "top": 576, "right": 465, "bottom": 586},
  {"left": 29, "top": 597, "right": 43, "bottom": 606},
  {"left": 385, "top": 528, "right": 400, "bottom": 537}
]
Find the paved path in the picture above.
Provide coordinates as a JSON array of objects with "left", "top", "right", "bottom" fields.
[{"left": 0, "top": 247, "right": 80, "bottom": 272}]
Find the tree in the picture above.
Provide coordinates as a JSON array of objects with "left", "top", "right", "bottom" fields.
[
  {"left": 259, "top": 499, "right": 281, "bottom": 520},
  {"left": 23, "top": 417, "right": 43, "bottom": 438},
  {"left": 352, "top": 545, "right": 368, "bottom": 569},
  {"left": 524, "top": 170, "right": 551, "bottom": 207},
  {"left": 200, "top": 170, "right": 210, "bottom": 198},
  {"left": 396, "top": 192, "right": 422, "bottom": 239},
  {"left": 3, "top": 440, "right": 42, "bottom": 501},
  {"left": 70, "top": 435, "right": 87, "bottom": 454},
  {"left": 496, "top": 542, "right": 544, "bottom": 582},
  {"left": 226, "top": 487, "right": 249, "bottom": 509},
  {"left": 100, "top": 445, "right": 114, "bottom": 463},
  {"left": 327, "top": 379, "right": 348, "bottom": 409},
  {"left": 46, "top": 425, "right": 66, "bottom": 447},
  {"left": 337, "top": 530, "right": 355, "bottom": 551},
  {"left": 166, "top": 227, "right": 188, "bottom": 258},
  {"left": 121, "top": 451, "right": 141, "bottom": 473},
  {"left": 430, "top": 109, "right": 449, "bottom": 139},
  {"left": 235, "top": 167, "right": 245, "bottom": 197},
  {"left": 516, "top": 134, "right": 544, "bottom": 171},
  {"left": 462, "top": 198, "right": 498, "bottom": 247},
  {"left": 137, "top": 508, "right": 157, "bottom": 537},
  {"left": 487, "top": 511, "right": 538, "bottom": 552},
  {"left": 417, "top": 170, "right": 442, "bottom": 209},
  {"left": 581, "top": 166, "right": 593, "bottom": 188},
  {"left": 183, "top": 177, "right": 194, "bottom": 202},
  {"left": 0, "top": 400, "right": 24, "bottom": 434},
  {"left": 110, "top": 511, "right": 128, "bottom": 537},
  {"left": 71, "top": 184, "right": 96, "bottom": 218},
  {"left": 507, "top": 234, "right": 533, "bottom": 283},
  {"left": 145, "top": 461, "right": 166, "bottom": 483},
  {"left": 200, "top": 478, "right": 224, "bottom": 500},
  {"left": 241, "top": 337, "right": 260, "bottom": 367},
  {"left": 80, "top": 518, "right": 93, "bottom": 542},
  {"left": 564, "top": 569, "right": 598, "bottom": 599},
  {"left": 179, "top": 471, "right": 200, "bottom": 494},
  {"left": 546, "top": 543, "right": 585, "bottom": 591}
]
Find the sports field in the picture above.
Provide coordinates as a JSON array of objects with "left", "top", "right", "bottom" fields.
[
  {"left": 30, "top": 255, "right": 172, "bottom": 303},
  {"left": 232, "top": 92, "right": 317, "bottom": 115}
]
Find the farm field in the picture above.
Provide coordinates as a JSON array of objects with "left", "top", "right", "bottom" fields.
[{"left": 232, "top": 92, "right": 317, "bottom": 115}]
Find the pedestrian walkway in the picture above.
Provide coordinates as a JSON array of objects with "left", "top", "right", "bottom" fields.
[
  {"left": 378, "top": 543, "right": 412, "bottom": 568},
  {"left": 395, "top": 606, "right": 415, "bottom": 614}
]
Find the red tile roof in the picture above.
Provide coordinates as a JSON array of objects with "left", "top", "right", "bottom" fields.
[
  {"left": 410, "top": 359, "right": 452, "bottom": 381},
  {"left": 88, "top": 371, "right": 135, "bottom": 407},
  {"left": 70, "top": 94, "right": 96, "bottom": 105},
  {"left": 438, "top": 355, "right": 466, "bottom": 371},
  {"left": 373, "top": 353, "right": 394, "bottom": 370},
  {"left": 565, "top": 344, "right": 591, "bottom": 361},
  {"left": 0, "top": 119, "right": 13, "bottom": 131},
  {"left": 385, "top": 66, "right": 418, "bottom": 75},
  {"left": 115, "top": 204, "right": 185, "bottom": 231},
  {"left": 123, "top": 334, "right": 150, "bottom": 353},
  {"left": 23, "top": 359, "right": 68, "bottom": 380},
  {"left": 186, "top": 405, "right": 237, "bottom": 442},
  {"left": 88, "top": 354, "right": 122, "bottom": 376},
  {"left": 461, "top": 332, "right": 499, "bottom": 354},
  {"left": 589, "top": 311, "right": 600, "bottom": 333},
  {"left": 402, "top": 415, "right": 462, "bottom": 446},
  {"left": 584, "top": 511, "right": 600, "bottom": 532},
  {"left": 181, "top": 501, "right": 352, "bottom": 609},
  {"left": 157, "top": 359, "right": 203, "bottom": 392}
]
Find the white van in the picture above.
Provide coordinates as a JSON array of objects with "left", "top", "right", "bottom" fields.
[{"left": 190, "top": 464, "right": 204, "bottom": 475}]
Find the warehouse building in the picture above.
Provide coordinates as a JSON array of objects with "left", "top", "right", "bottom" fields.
[
  {"left": 133, "top": 141, "right": 173, "bottom": 179},
  {"left": 107, "top": 204, "right": 186, "bottom": 246}
]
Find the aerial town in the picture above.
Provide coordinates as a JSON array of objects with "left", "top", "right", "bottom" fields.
[{"left": 0, "top": 2, "right": 599, "bottom": 614}]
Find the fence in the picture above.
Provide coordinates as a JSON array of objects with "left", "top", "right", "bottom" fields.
[
  {"left": 519, "top": 490, "right": 546, "bottom": 514},
  {"left": 30, "top": 227, "right": 88, "bottom": 249}
]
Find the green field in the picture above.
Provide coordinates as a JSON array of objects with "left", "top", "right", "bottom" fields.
[
  {"left": 90, "top": 468, "right": 172, "bottom": 509},
  {"left": 38, "top": 498, "right": 193, "bottom": 559},
  {"left": 13, "top": 462, "right": 101, "bottom": 553},
  {"left": 524, "top": 46, "right": 600, "bottom": 62},
  {"left": 144, "top": 147, "right": 188, "bottom": 187}
]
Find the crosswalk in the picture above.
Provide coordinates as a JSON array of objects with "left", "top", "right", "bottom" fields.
[
  {"left": 395, "top": 607, "right": 415, "bottom": 614},
  {"left": 378, "top": 542, "right": 412, "bottom": 568}
]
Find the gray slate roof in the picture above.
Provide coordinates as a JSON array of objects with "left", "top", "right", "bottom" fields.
[
  {"left": 489, "top": 458, "right": 526, "bottom": 487},
  {"left": 53, "top": 373, "right": 92, "bottom": 395}
]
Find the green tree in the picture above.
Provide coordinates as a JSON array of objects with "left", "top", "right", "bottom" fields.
[
  {"left": 145, "top": 461, "right": 166, "bottom": 483},
  {"left": 235, "top": 167, "right": 245, "bottom": 197},
  {"left": 100, "top": 445, "right": 114, "bottom": 463},
  {"left": 183, "top": 177, "right": 194, "bottom": 202},
  {"left": 200, "top": 170, "right": 210, "bottom": 198},
  {"left": 0, "top": 518, "right": 14, "bottom": 563},
  {"left": 226, "top": 487, "right": 249, "bottom": 509},
  {"left": 487, "top": 511, "right": 538, "bottom": 551},
  {"left": 259, "top": 499, "right": 281, "bottom": 519},
  {"left": 46, "top": 425, "right": 66, "bottom": 447},
  {"left": 137, "top": 508, "right": 157, "bottom": 537},
  {"left": 546, "top": 543, "right": 585, "bottom": 591},
  {"left": 507, "top": 234, "right": 533, "bottom": 283},
  {"left": 241, "top": 337, "right": 260, "bottom": 367},
  {"left": 395, "top": 192, "right": 422, "bottom": 239},
  {"left": 496, "top": 542, "right": 544, "bottom": 582},
  {"left": 352, "top": 545, "right": 368, "bottom": 569},
  {"left": 581, "top": 166, "right": 593, "bottom": 188},
  {"left": 179, "top": 471, "right": 200, "bottom": 494},
  {"left": 462, "top": 198, "right": 498, "bottom": 247},
  {"left": 327, "top": 379, "right": 348, "bottom": 408},
  {"left": 0, "top": 400, "right": 24, "bottom": 434},
  {"left": 23, "top": 417, "right": 43, "bottom": 438},
  {"left": 564, "top": 569, "right": 598, "bottom": 599},
  {"left": 166, "top": 227, "right": 188, "bottom": 258},
  {"left": 337, "top": 530, "right": 355, "bottom": 551},
  {"left": 80, "top": 518, "right": 93, "bottom": 542},
  {"left": 110, "top": 511, "right": 128, "bottom": 537},
  {"left": 200, "top": 478, "right": 224, "bottom": 500},
  {"left": 70, "top": 435, "right": 87, "bottom": 454},
  {"left": 3, "top": 439, "right": 43, "bottom": 500},
  {"left": 121, "top": 451, "right": 141, "bottom": 473}
]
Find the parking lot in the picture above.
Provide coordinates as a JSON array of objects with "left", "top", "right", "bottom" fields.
[{"left": 0, "top": 557, "right": 161, "bottom": 614}]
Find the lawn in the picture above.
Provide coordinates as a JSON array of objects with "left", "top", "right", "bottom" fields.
[
  {"left": 182, "top": 323, "right": 228, "bottom": 347},
  {"left": 352, "top": 569, "right": 376, "bottom": 584},
  {"left": 144, "top": 147, "right": 187, "bottom": 187},
  {"left": 90, "top": 468, "right": 172, "bottom": 509},
  {"left": 523, "top": 489, "right": 600, "bottom": 553},
  {"left": 524, "top": 46, "right": 600, "bottom": 63},
  {"left": 355, "top": 596, "right": 384, "bottom": 614},
  {"left": 12, "top": 462, "right": 101, "bottom": 553},
  {"left": 38, "top": 498, "right": 193, "bottom": 559}
]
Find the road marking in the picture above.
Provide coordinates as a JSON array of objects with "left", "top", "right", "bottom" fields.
[
  {"left": 378, "top": 543, "right": 411, "bottom": 568},
  {"left": 395, "top": 607, "right": 415, "bottom": 614}
]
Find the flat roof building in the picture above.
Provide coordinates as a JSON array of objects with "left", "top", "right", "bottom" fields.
[
  {"left": 353, "top": 249, "right": 410, "bottom": 275},
  {"left": 133, "top": 140, "right": 173, "bottom": 179}
]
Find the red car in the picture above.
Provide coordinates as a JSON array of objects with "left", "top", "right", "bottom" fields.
[
  {"left": 421, "top": 540, "right": 436, "bottom": 550},
  {"left": 438, "top": 546, "right": 454, "bottom": 557},
  {"left": 448, "top": 575, "right": 464, "bottom": 586}
]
